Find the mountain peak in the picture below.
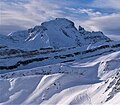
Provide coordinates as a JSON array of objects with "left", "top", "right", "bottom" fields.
[
  {"left": 41, "top": 18, "right": 75, "bottom": 29},
  {"left": 0, "top": 18, "right": 111, "bottom": 50}
]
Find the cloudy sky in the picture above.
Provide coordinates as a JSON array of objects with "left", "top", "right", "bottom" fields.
[{"left": 0, "top": 0, "right": 120, "bottom": 40}]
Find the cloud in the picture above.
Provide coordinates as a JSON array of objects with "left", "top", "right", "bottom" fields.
[
  {"left": 65, "top": 7, "right": 102, "bottom": 17},
  {"left": 0, "top": 0, "right": 120, "bottom": 40},
  {"left": 78, "top": 8, "right": 102, "bottom": 17},
  {"left": 92, "top": 0, "right": 120, "bottom": 10},
  {"left": 0, "top": 0, "right": 64, "bottom": 34},
  {"left": 108, "top": 35, "right": 120, "bottom": 41},
  {"left": 82, "top": 13, "right": 120, "bottom": 33},
  {"left": 65, "top": 7, "right": 120, "bottom": 40},
  {"left": 78, "top": 13, "right": 120, "bottom": 40},
  {"left": 0, "top": 25, "right": 26, "bottom": 35}
]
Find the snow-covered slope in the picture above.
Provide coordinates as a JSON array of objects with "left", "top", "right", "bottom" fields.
[
  {"left": 0, "top": 18, "right": 119, "bottom": 105},
  {"left": 78, "top": 26, "right": 111, "bottom": 44},
  {"left": 0, "top": 40, "right": 120, "bottom": 73},
  {"left": 0, "top": 50, "right": 120, "bottom": 105},
  {"left": 41, "top": 18, "right": 85, "bottom": 48},
  {"left": 0, "top": 18, "right": 111, "bottom": 50}
]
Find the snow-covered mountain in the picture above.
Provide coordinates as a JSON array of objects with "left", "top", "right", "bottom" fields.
[
  {"left": 0, "top": 18, "right": 111, "bottom": 50},
  {"left": 0, "top": 49, "right": 120, "bottom": 105},
  {"left": 0, "top": 18, "right": 119, "bottom": 105}
]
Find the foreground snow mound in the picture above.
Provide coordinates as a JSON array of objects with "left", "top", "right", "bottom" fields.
[
  {"left": 0, "top": 51, "right": 120, "bottom": 105},
  {"left": 0, "top": 18, "right": 111, "bottom": 50}
]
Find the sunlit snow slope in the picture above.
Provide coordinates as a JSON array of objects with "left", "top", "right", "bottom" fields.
[{"left": 0, "top": 51, "right": 120, "bottom": 105}]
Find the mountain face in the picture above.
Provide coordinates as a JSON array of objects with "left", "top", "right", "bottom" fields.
[
  {"left": 0, "top": 18, "right": 120, "bottom": 105},
  {"left": 78, "top": 26, "right": 111, "bottom": 44},
  {"left": 0, "top": 18, "right": 111, "bottom": 50}
]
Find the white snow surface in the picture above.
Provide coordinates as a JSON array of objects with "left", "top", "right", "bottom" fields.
[{"left": 0, "top": 50, "right": 120, "bottom": 105}]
